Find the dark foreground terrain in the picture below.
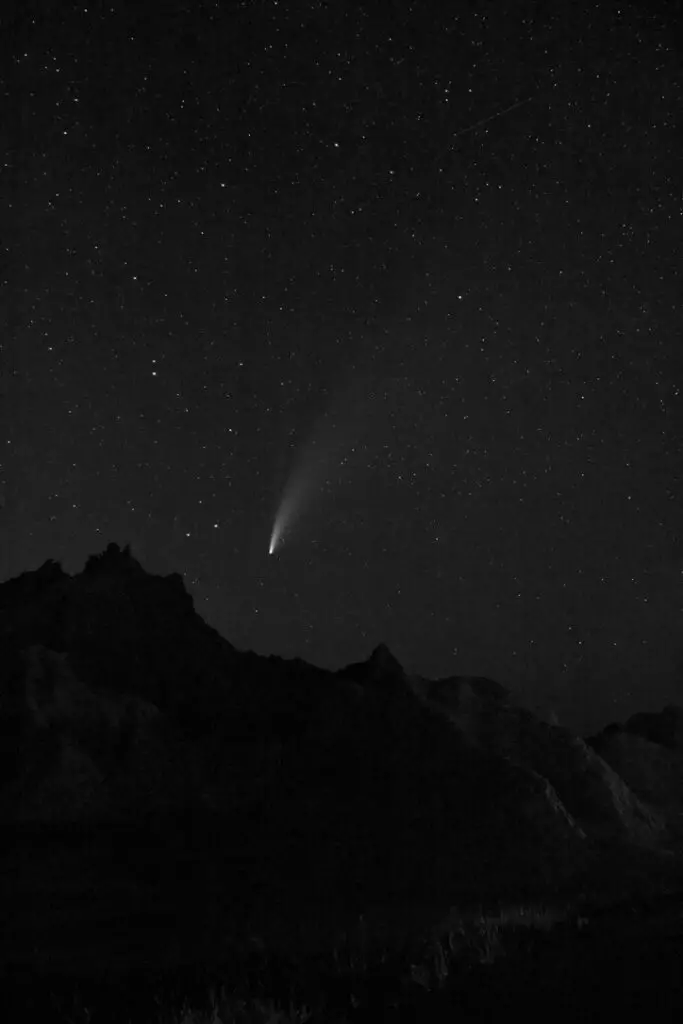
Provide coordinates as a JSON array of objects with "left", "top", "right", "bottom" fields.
[
  {"left": 2, "top": 817, "right": 682, "bottom": 1022},
  {"left": 3, "top": 895, "right": 683, "bottom": 1022}
]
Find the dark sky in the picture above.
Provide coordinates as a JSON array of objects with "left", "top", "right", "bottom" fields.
[{"left": 2, "top": 0, "right": 682, "bottom": 734}]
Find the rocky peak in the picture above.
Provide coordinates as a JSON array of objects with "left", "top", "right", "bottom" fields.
[
  {"left": 337, "top": 642, "right": 407, "bottom": 691},
  {"left": 0, "top": 558, "right": 67, "bottom": 613},
  {"left": 82, "top": 542, "right": 146, "bottom": 578},
  {"left": 0, "top": 541, "right": 234, "bottom": 717},
  {"left": 367, "top": 642, "right": 404, "bottom": 676}
]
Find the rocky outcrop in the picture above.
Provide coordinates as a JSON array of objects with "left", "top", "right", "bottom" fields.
[
  {"left": 0, "top": 642, "right": 207, "bottom": 822},
  {"left": 416, "top": 674, "right": 667, "bottom": 850},
  {"left": 303, "top": 660, "right": 589, "bottom": 904},
  {"left": 590, "top": 730, "right": 683, "bottom": 809},
  {"left": 586, "top": 708, "right": 683, "bottom": 848},
  {"left": 623, "top": 705, "right": 683, "bottom": 750}
]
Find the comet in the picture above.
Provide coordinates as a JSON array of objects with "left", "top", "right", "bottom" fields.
[
  {"left": 267, "top": 369, "right": 409, "bottom": 556},
  {"left": 267, "top": 468, "right": 309, "bottom": 556}
]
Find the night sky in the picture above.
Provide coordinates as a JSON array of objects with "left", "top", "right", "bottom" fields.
[{"left": 3, "top": 1, "right": 682, "bottom": 734}]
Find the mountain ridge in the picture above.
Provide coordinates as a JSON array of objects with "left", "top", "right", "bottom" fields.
[{"left": 1, "top": 542, "right": 682, "bottom": 972}]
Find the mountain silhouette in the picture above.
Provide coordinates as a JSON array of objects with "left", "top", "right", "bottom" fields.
[{"left": 1, "top": 542, "right": 682, "bottom": 978}]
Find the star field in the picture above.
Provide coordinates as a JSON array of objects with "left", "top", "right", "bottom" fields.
[{"left": 2, "top": 1, "right": 682, "bottom": 733}]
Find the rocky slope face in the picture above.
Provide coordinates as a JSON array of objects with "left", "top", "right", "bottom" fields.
[
  {"left": 0, "top": 543, "right": 679, "bottom": 922},
  {"left": 587, "top": 707, "right": 683, "bottom": 850},
  {"left": 413, "top": 672, "right": 667, "bottom": 850}
]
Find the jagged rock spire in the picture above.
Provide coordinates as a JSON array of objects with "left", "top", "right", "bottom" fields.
[
  {"left": 367, "top": 642, "right": 404, "bottom": 676},
  {"left": 83, "top": 542, "right": 144, "bottom": 576}
]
